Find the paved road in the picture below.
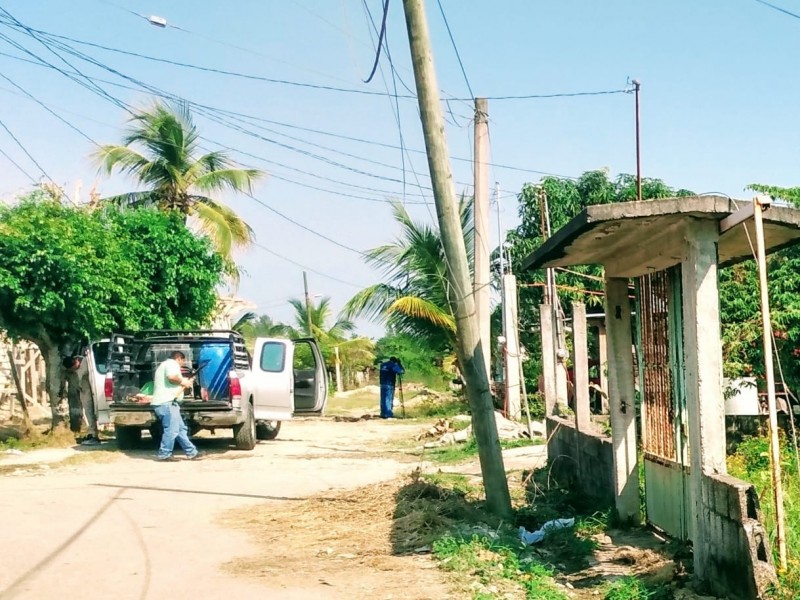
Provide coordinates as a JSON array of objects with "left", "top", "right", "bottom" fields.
[{"left": 0, "top": 419, "right": 422, "bottom": 600}]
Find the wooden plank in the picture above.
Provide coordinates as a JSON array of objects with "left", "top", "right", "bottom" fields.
[{"left": 6, "top": 349, "right": 30, "bottom": 421}]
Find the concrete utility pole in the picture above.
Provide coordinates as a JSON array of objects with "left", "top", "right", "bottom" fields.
[
  {"left": 402, "top": 0, "right": 512, "bottom": 518},
  {"left": 473, "top": 97, "right": 491, "bottom": 382},
  {"left": 302, "top": 271, "right": 314, "bottom": 338},
  {"left": 503, "top": 273, "right": 521, "bottom": 419}
]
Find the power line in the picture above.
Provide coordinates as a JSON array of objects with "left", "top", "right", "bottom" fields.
[
  {"left": 0, "top": 43, "right": 594, "bottom": 181},
  {"left": 0, "top": 145, "right": 36, "bottom": 182},
  {"left": 0, "top": 71, "right": 99, "bottom": 146},
  {"left": 0, "top": 18, "right": 631, "bottom": 102},
  {"left": 252, "top": 241, "right": 364, "bottom": 288},
  {"left": 244, "top": 191, "right": 365, "bottom": 255},
  {"left": 6, "top": 24, "right": 418, "bottom": 99},
  {"left": 363, "top": 0, "right": 390, "bottom": 83},
  {"left": 753, "top": 0, "right": 800, "bottom": 20},
  {"left": 0, "top": 116, "right": 56, "bottom": 188},
  {"left": 436, "top": 0, "right": 475, "bottom": 101}
]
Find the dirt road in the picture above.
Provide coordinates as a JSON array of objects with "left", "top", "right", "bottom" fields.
[{"left": 0, "top": 418, "right": 449, "bottom": 600}]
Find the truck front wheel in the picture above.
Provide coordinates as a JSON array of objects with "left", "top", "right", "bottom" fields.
[
  {"left": 116, "top": 425, "right": 142, "bottom": 450},
  {"left": 233, "top": 402, "right": 256, "bottom": 450},
  {"left": 256, "top": 420, "right": 281, "bottom": 441}
]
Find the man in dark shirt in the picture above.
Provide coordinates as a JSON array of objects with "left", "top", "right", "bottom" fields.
[{"left": 378, "top": 357, "right": 404, "bottom": 419}]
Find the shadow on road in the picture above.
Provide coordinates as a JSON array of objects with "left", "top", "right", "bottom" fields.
[{"left": 91, "top": 482, "right": 304, "bottom": 501}]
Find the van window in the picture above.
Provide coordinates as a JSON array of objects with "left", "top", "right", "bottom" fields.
[
  {"left": 92, "top": 342, "right": 110, "bottom": 375},
  {"left": 260, "top": 342, "right": 286, "bottom": 372}
]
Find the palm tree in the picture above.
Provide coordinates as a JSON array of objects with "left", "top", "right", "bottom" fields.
[
  {"left": 288, "top": 296, "right": 354, "bottom": 341},
  {"left": 343, "top": 198, "right": 473, "bottom": 352},
  {"left": 286, "top": 296, "right": 375, "bottom": 379},
  {"left": 94, "top": 101, "right": 263, "bottom": 268},
  {"left": 233, "top": 313, "right": 290, "bottom": 350}
]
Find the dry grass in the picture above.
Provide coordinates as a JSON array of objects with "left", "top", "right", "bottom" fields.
[{"left": 220, "top": 478, "right": 461, "bottom": 599}]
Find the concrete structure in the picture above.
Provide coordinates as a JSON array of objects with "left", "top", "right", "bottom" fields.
[
  {"left": 502, "top": 273, "right": 522, "bottom": 419},
  {"left": 522, "top": 196, "right": 800, "bottom": 599}
]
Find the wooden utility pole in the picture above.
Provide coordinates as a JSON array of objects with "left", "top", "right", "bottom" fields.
[
  {"left": 334, "top": 346, "right": 343, "bottom": 394},
  {"left": 302, "top": 271, "right": 314, "bottom": 338},
  {"left": 473, "top": 98, "right": 491, "bottom": 381},
  {"left": 753, "top": 197, "right": 787, "bottom": 571},
  {"left": 402, "top": 0, "right": 512, "bottom": 517}
]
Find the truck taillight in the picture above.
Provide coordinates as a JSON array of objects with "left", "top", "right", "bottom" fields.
[
  {"left": 229, "top": 371, "right": 242, "bottom": 400},
  {"left": 104, "top": 374, "right": 113, "bottom": 400}
]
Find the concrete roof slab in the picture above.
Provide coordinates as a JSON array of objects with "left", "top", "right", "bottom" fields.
[{"left": 521, "top": 196, "right": 800, "bottom": 277}]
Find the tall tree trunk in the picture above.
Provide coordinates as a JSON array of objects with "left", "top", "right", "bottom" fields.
[{"left": 37, "top": 339, "right": 65, "bottom": 428}]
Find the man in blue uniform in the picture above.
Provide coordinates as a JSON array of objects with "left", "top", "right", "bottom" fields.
[{"left": 378, "top": 356, "right": 404, "bottom": 419}]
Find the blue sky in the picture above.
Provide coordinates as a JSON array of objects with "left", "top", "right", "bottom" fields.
[{"left": 0, "top": 0, "right": 798, "bottom": 337}]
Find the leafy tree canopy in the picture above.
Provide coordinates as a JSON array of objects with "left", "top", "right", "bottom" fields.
[
  {"left": 504, "top": 170, "right": 693, "bottom": 391},
  {"left": 0, "top": 192, "right": 225, "bottom": 421},
  {"left": 719, "top": 183, "right": 800, "bottom": 391},
  {"left": 374, "top": 332, "right": 451, "bottom": 388}
]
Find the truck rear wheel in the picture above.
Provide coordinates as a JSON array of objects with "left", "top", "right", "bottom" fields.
[
  {"left": 233, "top": 402, "right": 256, "bottom": 450},
  {"left": 256, "top": 420, "right": 281, "bottom": 441},
  {"left": 116, "top": 425, "right": 142, "bottom": 450}
]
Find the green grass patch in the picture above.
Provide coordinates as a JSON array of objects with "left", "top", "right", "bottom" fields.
[
  {"left": 0, "top": 424, "right": 78, "bottom": 451},
  {"left": 728, "top": 434, "right": 800, "bottom": 599},
  {"left": 603, "top": 576, "right": 653, "bottom": 600},
  {"left": 434, "top": 534, "right": 569, "bottom": 600},
  {"left": 425, "top": 436, "right": 542, "bottom": 465}
]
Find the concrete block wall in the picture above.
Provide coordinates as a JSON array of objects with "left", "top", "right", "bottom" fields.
[
  {"left": 546, "top": 416, "right": 615, "bottom": 507},
  {"left": 702, "top": 472, "right": 776, "bottom": 600}
]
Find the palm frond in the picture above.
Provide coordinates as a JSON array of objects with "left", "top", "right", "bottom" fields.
[
  {"left": 342, "top": 283, "right": 400, "bottom": 322},
  {"left": 94, "top": 145, "right": 151, "bottom": 178},
  {"left": 193, "top": 197, "right": 254, "bottom": 257},
  {"left": 193, "top": 168, "right": 263, "bottom": 195},
  {"left": 97, "top": 191, "right": 157, "bottom": 209},
  {"left": 387, "top": 296, "right": 456, "bottom": 332}
]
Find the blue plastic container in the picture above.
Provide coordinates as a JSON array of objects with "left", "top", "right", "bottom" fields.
[{"left": 197, "top": 344, "right": 233, "bottom": 401}]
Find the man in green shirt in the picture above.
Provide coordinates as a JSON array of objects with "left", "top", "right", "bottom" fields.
[{"left": 152, "top": 351, "right": 200, "bottom": 461}]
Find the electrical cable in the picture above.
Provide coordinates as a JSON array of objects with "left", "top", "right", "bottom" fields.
[
  {"left": 436, "top": 0, "right": 474, "bottom": 101},
  {"left": 0, "top": 17, "right": 630, "bottom": 102},
  {"left": 753, "top": 0, "right": 800, "bottom": 20},
  {"left": 0, "top": 144, "right": 36, "bottom": 182},
  {"left": 363, "top": 0, "right": 390, "bottom": 83},
  {"left": 251, "top": 241, "right": 365, "bottom": 288},
  {"left": 0, "top": 116, "right": 58, "bottom": 190},
  {"left": 0, "top": 46, "right": 584, "bottom": 181}
]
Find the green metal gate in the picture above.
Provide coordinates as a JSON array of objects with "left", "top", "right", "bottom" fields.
[{"left": 636, "top": 266, "right": 692, "bottom": 541}]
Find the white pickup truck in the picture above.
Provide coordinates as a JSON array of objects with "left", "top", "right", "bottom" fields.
[{"left": 85, "top": 330, "right": 328, "bottom": 450}]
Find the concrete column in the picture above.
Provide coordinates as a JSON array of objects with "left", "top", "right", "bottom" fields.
[
  {"left": 539, "top": 304, "right": 556, "bottom": 417},
  {"left": 503, "top": 274, "right": 521, "bottom": 420},
  {"left": 598, "top": 323, "right": 609, "bottom": 413},
  {"left": 604, "top": 276, "right": 639, "bottom": 523},
  {"left": 572, "top": 302, "right": 591, "bottom": 432},
  {"left": 681, "top": 220, "right": 726, "bottom": 579}
]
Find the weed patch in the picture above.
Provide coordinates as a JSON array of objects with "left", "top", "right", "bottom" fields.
[
  {"left": 728, "top": 434, "right": 800, "bottom": 599},
  {"left": 433, "top": 534, "right": 569, "bottom": 599},
  {"left": 0, "top": 424, "right": 77, "bottom": 451}
]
